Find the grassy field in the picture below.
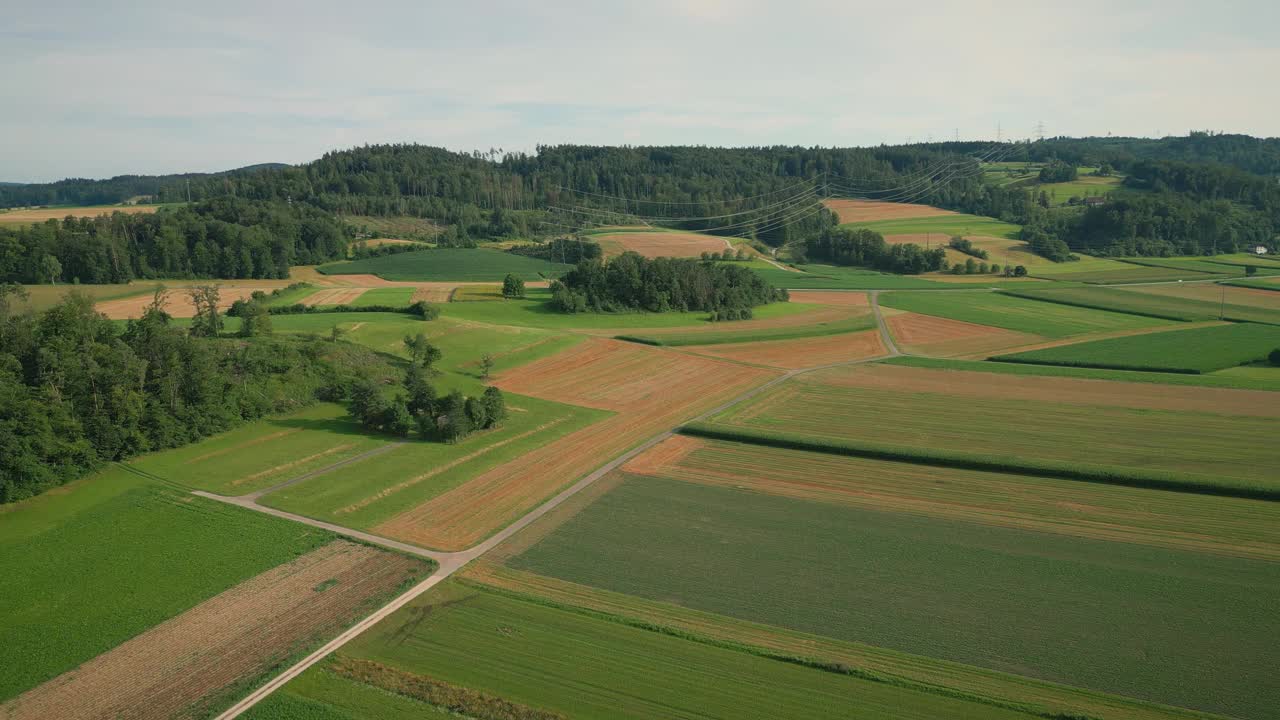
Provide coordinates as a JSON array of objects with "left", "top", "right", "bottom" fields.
[
  {"left": 1031, "top": 262, "right": 1221, "bottom": 284},
  {"left": 846, "top": 212, "right": 1022, "bottom": 240},
  {"left": 243, "top": 665, "right": 455, "bottom": 719},
  {"left": 1002, "top": 285, "right": 1280, "bottom": 324},
  {"left": 709, "top": 365, "right": 1277, "bottom": 484},
  {"left": 619, "top": 313, "right": 876, "bottom": 346},
  {"left": 1117, "top": 282, "right": 1280, "bottom": 314},
  {"left": 751, "top": 263, "right": 957, "bottom": 289},
  {"left": 885, "top": 355, "right": 1280, "bottom": 392},
  {"left": 1118, "top": 257, "right": 1255, "bottom": 277},
  {"left": 0, "top": 466, "right": 333, "bottom": 701},
  {"left": 880, "top": 290, "right": 1170, "bottom": 337},
  {"left": 260, "top": 395, "right": 609, "bottom": 528},
  {"left": 127, "top": 403, "right": 393, "bottom": 495},
  {"left": 994, "top": 322, "right": 1280, "bottom": 373},
  {"left": 1038, "top": 175, "right": 1123, "bottom": 205},
  {"left": 343, "top": 215, "right": 442, "bottom": 240},
  {"left": 332, "top": 581, "right": 1031, "bottom": 720},
  {"left": 318, "top": 249, "right": 571, "bottom": 281},
  {"left": 16, "top": 283, "right": 151, "bottom": 312},
  {"left": 508, "top": 473, "right": 1279, "bottom": 720},
  {"left": 1226, "top": 275, "right": 1280, "bottom": 291},
  {"left": 348, "top": 287, "right": 414, "bottom": 307}
]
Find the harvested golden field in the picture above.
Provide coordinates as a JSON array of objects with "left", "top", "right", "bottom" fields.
[
  {"left": 1121, "top": 282, "right": 1280, "bottom": 310},
  {"left": 823, "top": 199, "right": 954, "bottom": 224},
  {"left": 810, "top": 363, "right": 1280, "bottom": 418},
  {"left": 372, "top": 339, "right": 778, "bottom": 550},
  {"left": 595, "top": 230, "right": 729, "bottom": 259},
  {"left": 301, "top": 287, "right": 370, "bottom": 306},
  {"left": 681, "top": 329, "right": 887, "bottom": 369},
  {"left": 884, "top": 310, "right": 1043, "bottom": 357},
  {"left": 2, "top": 541, "right": 426, "bottom": 720},
  {"left": 95, "top": 286, "right": 269, "bottom": 319},
  {"left": 787, "top": 290, "right": 869, "bottom": 307},
  {"left": 0, "top": 204, "right": 159, "bottom": 226}
]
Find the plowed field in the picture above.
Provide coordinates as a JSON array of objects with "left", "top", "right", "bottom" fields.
[
  {"left": 596, "top": 230, "right": 729, "bottom": 258},
  {"left": 681, "top": 329, "right": 886, "bottom": 369},
  {"left": 884, "top": 310, "right": 1043, "bottom": 357},
  {"left": 823, "top": 199, "right": 954, "bottom": 224}
]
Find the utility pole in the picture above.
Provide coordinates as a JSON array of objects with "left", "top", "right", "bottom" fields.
[
  {"left": 1035, "top": 121, "right": 1046, "bottom": 142},
  {"left": 954, "top": 128, "right": 960, "bottom": 142},
  {"left": 997, "top": 122, "right": 1003, "bottom": 143},
  {"left": 186, "top": 180, "right": 192, "bottom": 204}
]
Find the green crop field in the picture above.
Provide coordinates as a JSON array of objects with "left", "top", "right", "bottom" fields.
[
  {"left": 880, "top": 290, "right": 1170, "bottom": 337},
  {"left": 710, "top": 368, "right": 1276, "bottom": 484},
  {"left": 751, "top": 264, "right": 955, "bottom": 289},
  {"left": 331, "top": 581, "right": 1030, "bottom": 720},
  {"left": 619, "top": 313, "right": 876, "bottom": 346},
  {"left": 509, "top": 474, "right": 1279, "bottom": 720},
  {"left": 994, "top": 322, "right": 1280, "bottom": 373},
  {"left": 846, "top": 213, "right": 1023, "bottom": 240},
  {"left": 1118, "top": 257, "right": 1250, "bottom": 277},
  {"left": 0, "top": 466, "right": 333, "bottom": 701},
  {"left": 1002, "top": 285, "right": 1280, "bottom": 324},
  {"left": 263, "top": 283, "right": 324, "bottom": 307},
  {"left": 318, "top": 249, "right": 571, "bottom": 281},
  {"left": 1225, "top": 276, "right": 1280, "bottom": 291},
  {"left": 260, "top": 395, "right": 609, "bottom": 529},
  {"left": 243, "top": 666, "right": 455, "bottom": 720},
  {"left": 349, "top": 287, "right": 414, "bottom": 307},
  {"left": 884, "top": 355, "right": 1280, "bottom": 392},
  {"left": 127, "top": 403, "right": 393, "bottom": 495}
]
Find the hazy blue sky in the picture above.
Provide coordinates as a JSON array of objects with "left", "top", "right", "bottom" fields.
[{"left": 3, "top": 0, "right": 1278, "bottom": 181}]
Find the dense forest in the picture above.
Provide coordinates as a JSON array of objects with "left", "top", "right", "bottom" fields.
[
  {"left": 806, "top": 226, "right": 947, "bottom": 274},
  {"left": 0, "top": 287, "right": 394, "bottom": 502},
  {"left": 3, "top": 134, "right": 1277, "bottom": 279},
  {"left": 550, "top": 253, "right": 786, "bottom": 314},
  {"left": 0, "top": 198, "right": 349, "bottom": 284}
]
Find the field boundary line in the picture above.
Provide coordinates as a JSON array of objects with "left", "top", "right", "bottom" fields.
[{"left": 209, "top": 293, "right": 904, "bottom": 719}]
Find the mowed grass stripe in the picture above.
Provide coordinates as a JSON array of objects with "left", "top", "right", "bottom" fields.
[
  {"left": 340, "top": 582, "right": 1033, "bottom": 720},
  {"left": 879, "top": 290, "right": 1169, "bottom": 337},
  {"left": 709, "top": 368, "right": 1277, "bottom": 486},
  {"left": 884, "top": 355, "right": 1280, "bottom": 392},
  {"left": 507, "top": 474, "right": 1280, "bottom": 720}
]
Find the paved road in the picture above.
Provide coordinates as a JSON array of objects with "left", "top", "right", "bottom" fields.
[{"left": 210, "top": 292, "right": 902, "bottom": 719}]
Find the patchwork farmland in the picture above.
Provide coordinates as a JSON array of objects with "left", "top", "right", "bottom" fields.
[{"left": 8, "top": 138, "right": 1280, "bottom": 720}]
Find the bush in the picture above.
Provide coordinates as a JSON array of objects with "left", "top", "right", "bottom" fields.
[{"left": 1270, "top": 348, "right": 1280, "bottom": 366}]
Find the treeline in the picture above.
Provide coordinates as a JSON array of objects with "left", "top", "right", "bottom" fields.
[
  {"left": 0, "top": 198, "right": 349, "bottom": 284},
  {"left": 806, "top": 227, "right": 946, "bottom": 274},
  {"left": 0, "top": 287, "right": 393, "bottom": 503},
  {"left": 550, "top": 252, "right": 787, "bottom": 313},
  {"left": 0, "top": 163, "right": 287, "bottom": 207}
]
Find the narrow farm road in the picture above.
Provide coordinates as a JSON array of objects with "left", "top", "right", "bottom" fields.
[{"left": 208, "top": 293, "right": 902, "bottom": 719}]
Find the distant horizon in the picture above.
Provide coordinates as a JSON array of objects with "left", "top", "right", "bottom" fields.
[
  {"left": 6, "top": 131, "right": 1279, "bottom": 186},
  {"left": 4, "top": 1, "right": 1278, "bottom": 183}
]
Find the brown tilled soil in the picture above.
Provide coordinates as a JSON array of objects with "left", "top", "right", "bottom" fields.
[
  {"left": 822, "top": 199, "right": 954, "bottom": 224},
  {"left": 885, "top": 311, "right": 1044, "bottom": 358},
  {"left": 595, "top": 231, "right": 728, "bottom": 259},
  {"left": 1, "top": 541, "right": 426, "bottom": 720},
  {"left": 95, "top": 287, "right": 265, "bottom": 320},
  {"left": 373, "top": 339, "right": 778, "bottom": 550},
  {"left": 680, "top": 330, "right": 887, "bottom": 369},
  {"left": 803, "top": 363, "right": 1280, "bottom": 418},
  {"left": 787, "top": 291, "right": 869, "bottom": 307}
]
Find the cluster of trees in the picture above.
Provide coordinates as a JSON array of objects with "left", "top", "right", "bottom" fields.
[
  {"left": 0, "top": 199, "right": 349, "bottom": 284},
  {"left": 348, "top": 333, "right": 506, "bottom": 442},
  {"left": 1038, "top": 161, "right": 1078, "bottom": 183},
  {"left": 501, "top": 274, "right": 526, "bottom": 298},
  {"left": 0, "top": 286, "right": 388, "bottom": 502},
  {"left": 700, "top": 248, "right": 751, "bottom": 261},
  {"left": 947, "top": 237, "right": 988, "bottom": 259},
  {"left": 508, "top": 237, "right": 601, "bottom": 264},
  {"left": 806, "top": 227, "right": 946, "bottom": 274},
  {"left": 550, "top": 252, "right": 786, "bottom": 314}
]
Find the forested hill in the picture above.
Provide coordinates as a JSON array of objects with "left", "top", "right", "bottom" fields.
[{"left": 0, "top": 163, "right": 289, "bottom": 207}]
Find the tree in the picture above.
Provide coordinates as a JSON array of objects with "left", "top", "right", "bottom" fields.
[
  {"left": 1270, "top": 348, "right": 1280, "bottom": 367},
  {"left": 479, "top": 353, "right": 495, "bottom": 380},
  {"left": 481, "top": 386, "right": 506, "bottom": 428},
  {"left": 238, "top": 301, "right": 272, "bottom": 337},
  {"left": 502, "top": 273, "right": 525, "bottom": 298},
  {"left": 403, "top": 332, "right": 442, "bottom": 368},
  {"left": 188, "top": 285, "right": 222, "bottom": 337},
  {"left": 385, "top": 398, "right": 414, "bottom": 437},
  {"left": 39, "top": 255, "right": 62, "bottom": 285}
]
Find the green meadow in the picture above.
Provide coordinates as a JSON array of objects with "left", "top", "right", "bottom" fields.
[
  {"left": 994, "top": 322, "right": 1280, "bottom": 374},
  {"left": 880, "top": 290, "right": 1169, "bottom": 337}
]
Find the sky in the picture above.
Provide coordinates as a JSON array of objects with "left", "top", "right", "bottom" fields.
[{"left": 3, "top": 0, "right": 1278, "bottom": 182}]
